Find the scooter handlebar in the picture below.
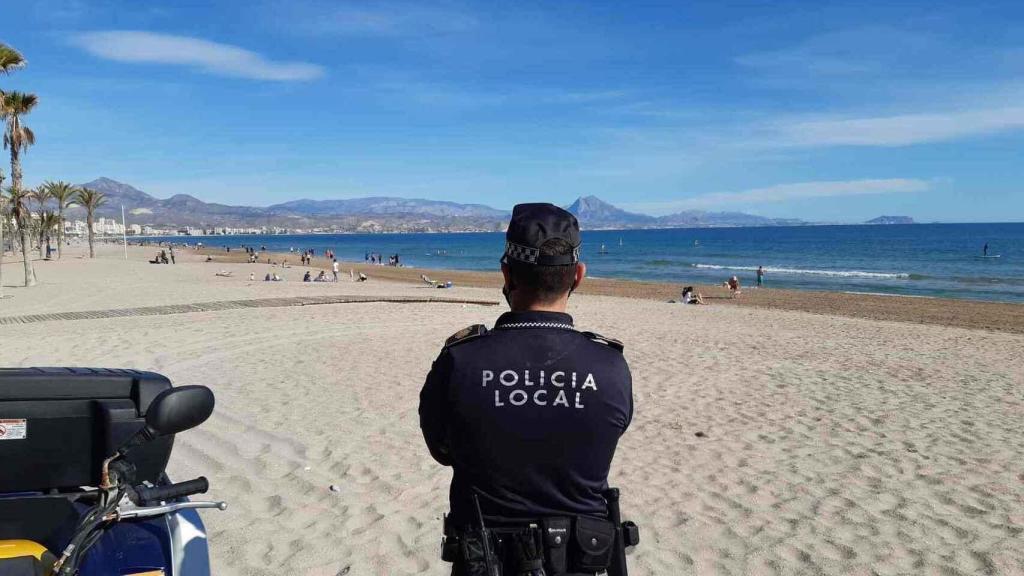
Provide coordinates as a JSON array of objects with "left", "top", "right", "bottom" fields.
[{"left": 136, "top": 476, "right": 209, "bottom": 504}]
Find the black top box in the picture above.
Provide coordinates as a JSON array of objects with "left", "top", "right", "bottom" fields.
[{"left": 0, "top": 368, "right": 175, "bottom": 492}]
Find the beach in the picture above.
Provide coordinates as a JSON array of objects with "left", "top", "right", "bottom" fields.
[{"left": 2, "top": 243, "right": 1023, "bottom": 575}]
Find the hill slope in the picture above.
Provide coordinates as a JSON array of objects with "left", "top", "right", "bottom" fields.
[{"left": 68, "top": 178, "right": 810, "bottom": 232}]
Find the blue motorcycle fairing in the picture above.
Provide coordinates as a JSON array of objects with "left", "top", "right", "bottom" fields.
[{"left": 67, "top": 495, "right": 211, "bottom": 576}]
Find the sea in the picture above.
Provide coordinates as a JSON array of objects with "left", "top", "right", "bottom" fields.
[{"left": 150, "top": 223, "right": 1024, "bottom": 303}]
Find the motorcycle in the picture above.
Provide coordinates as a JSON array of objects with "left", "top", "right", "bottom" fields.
[{"left": 0, "top": 368, "right": 226, "bottom": 575}]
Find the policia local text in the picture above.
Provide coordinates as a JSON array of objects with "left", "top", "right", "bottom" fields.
[{"left": 482, "top": 369, "right": 598, "bottom": 408}]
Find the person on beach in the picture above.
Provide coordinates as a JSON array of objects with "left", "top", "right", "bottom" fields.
[
  {"left": 303, "top": 271, "right": 311, "bottom": 282},
  {"left": 332, "top": 258, "right": 339, "bottom": 282},
  {"left": 169, "top": 247, "right": 175, "bottom": 264},
  {"left": 728, "top": 275, "right": 741, "bottom": 297},
  {"left": 419, "top": 203, "right": 634, "bottom": 575},
  {"left": 756, "top": 266, "right": 764, "bottom": 287},
  {"left": 682, "top": 286, "right": 705, "bottom": 305}
]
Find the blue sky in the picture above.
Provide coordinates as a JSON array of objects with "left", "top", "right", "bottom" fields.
[{"left": 4, "top": 0, "right": 1024, "bottom": 222}]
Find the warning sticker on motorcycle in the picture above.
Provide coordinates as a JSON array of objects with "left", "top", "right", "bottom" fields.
[{"left": 0, "top": 419, "right": 27, "bottom": 440}]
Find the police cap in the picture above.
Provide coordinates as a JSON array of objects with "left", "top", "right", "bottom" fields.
[{"left": 502, "top": 203, "right": 581, "bottom": 266}]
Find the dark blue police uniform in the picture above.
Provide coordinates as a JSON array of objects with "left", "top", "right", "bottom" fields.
[
  {"left": 419, "top": 203, "right": 635, "bottom": 575},
  {"left": 420, "top": 310, "right": 633, "bottom": 526}
]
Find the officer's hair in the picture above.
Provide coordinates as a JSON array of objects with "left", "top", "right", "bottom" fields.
[{"left": 507, "top": 238, "right": 577, "bottom": 302}]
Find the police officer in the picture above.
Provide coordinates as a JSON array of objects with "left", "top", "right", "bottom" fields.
[{"left": 419, "top": 203, "right": 634, "bottom": 575}]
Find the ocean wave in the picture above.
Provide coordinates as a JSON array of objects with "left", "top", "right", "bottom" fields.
[{"left": 691, "top": 263, "right": 912, "bottom": 279}]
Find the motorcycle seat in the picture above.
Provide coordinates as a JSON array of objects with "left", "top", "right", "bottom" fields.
[{"left": 0, "top": 539, "right": 55, "bottom": 576}]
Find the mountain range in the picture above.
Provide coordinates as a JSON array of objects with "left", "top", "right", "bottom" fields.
[{"left": 68, "top": 177, "right": 819, "bottom": 232}]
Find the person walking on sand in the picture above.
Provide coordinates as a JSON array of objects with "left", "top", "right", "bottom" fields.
[
  {"left": 169, "top": 246, "right": 176, "bottom": 264},
  {"left": 756, "top": 266, "right": 764, "bottom": 288},
  {"left": 332, "top": 258, "right": 339, "bottom": 282}
]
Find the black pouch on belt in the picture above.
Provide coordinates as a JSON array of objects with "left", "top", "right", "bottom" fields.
[
  {"left": 459, "top": 533, "right": 500, "bottom": 576},
  {"left": 541, "top": 517, "right": 570, "bottom": 574},
  {"left": 570, "top": 516, "right": 615, "bottom": 572}
]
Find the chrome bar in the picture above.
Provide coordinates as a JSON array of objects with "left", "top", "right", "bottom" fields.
[{"left": 117, "top": 500, "right": 227, "bottom": 520}]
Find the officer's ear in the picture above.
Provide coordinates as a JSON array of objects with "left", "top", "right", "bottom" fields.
[
  {"left": 501, "top": 263, "right": 513, "bottom": 289},
  {"left": 570, "top": 262, "right": 586, "bottom": 294}
]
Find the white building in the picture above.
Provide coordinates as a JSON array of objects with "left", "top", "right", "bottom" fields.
[
  {"left": 65, "top": 220, "right": 89, "bottom": 236},
  {"left": 92, "top": 218, "right": 125, "bottom": 236}
]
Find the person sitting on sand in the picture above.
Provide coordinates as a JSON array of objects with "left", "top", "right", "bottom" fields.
[
  {"left": 421, "top": 274, "right": 438, "bottom": 287},
  {"left": 682, "top": 286, "right": 705, "bottom": 305},
  {"left": 728, "top": 275, "right": 741, "bottom": 297},
  {"left": 264, "top": 273, "right": 272, "bottom": 281},
  {"left": 357, "top": 272, "right": 368, "bottom": 282},
  {"left": 272, "top": 273, "right": 283, "bottom": 282},
  {"left": 249, "top": 273, "right": 255, "bottom": 281},
  {"left": 315, "top": 271, "right": 327, "bottom": 282},
  {"left": 303, "top": 271, "right": 312, "bottom": 282}
]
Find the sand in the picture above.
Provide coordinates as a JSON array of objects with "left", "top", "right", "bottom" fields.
[{"left": 1, "top": 243, "right": 1023, "bottom": 575}]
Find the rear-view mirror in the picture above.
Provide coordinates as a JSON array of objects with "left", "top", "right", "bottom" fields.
[{"left": 145, "top": 385, "right": 215, "bottom": 437}]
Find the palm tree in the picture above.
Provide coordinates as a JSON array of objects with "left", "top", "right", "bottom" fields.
[
  {"left": 37, "top": 210, "right": 59, "bottom": 259},
  {"left": 28, "top": 185, "right": 53, "bottom": 258},
  {"left": 1, "top": 91, "right": 38, "bottom": 286},
  {"left": 76, "top": 188, "right": 105, "bottom": 258},
  {"left": 6, "top": 186, "right": 35, "bottom": 285},
  {"left": 43, "top": 180, "right": 76, "bottom": 259},
  {"left": 0, "top": 43, "right": 27, "bottom": 294}
]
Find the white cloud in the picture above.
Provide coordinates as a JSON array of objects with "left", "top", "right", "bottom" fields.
[
  {"left": 73, "top": 31, "right": 324, "bottom": 81},
  {"left": 773, "top": 107, "right": 1024, "bottom": 147},
  {"left": 626, "top": 178, "right": 931, "bottom": 214}
]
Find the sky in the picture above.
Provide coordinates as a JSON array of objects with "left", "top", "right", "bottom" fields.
[{"left": 4, "top": 0, "right": 1024, "bottom": 222}]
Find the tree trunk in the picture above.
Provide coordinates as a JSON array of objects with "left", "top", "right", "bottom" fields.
[
  {"left": 11, "top": 149, "right": 35, "bottom": 286},
  {"left": 19, "top": 223, "right": 34, "bottom": 286},
  {"left": 0, "top": 203, "right": 5, "bottom": 297},
  {"left": 87, "top": 212, "right": 95, "bottom": 258},
  {"left": 57, "top": 208, "right": 64, "bottom": 259}
]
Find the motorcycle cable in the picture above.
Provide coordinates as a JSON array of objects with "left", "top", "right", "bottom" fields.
[{"left": 53, "top": 485, "right": 124, "bottom": 575}]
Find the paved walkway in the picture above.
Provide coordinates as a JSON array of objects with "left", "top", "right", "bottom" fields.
[{"left": 0, "top": 294, "right": 498, "bottom": 325}]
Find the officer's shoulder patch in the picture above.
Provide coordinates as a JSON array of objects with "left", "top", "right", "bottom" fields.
[
  {"left": 580, "top": 331, "right": 624, "bottom": 353},
  {"left": 445, "top": 324, "right": 489, "bottom": 348}
]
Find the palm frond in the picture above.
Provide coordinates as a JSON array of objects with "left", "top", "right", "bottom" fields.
[
  {"left": 0, "top": 44, "right": 26, "bottom": 74},
  {"left": 76, "top": 188, "right": 107, "bottom": 210},
  {"left": 44, "top": 180, "right": 79, "bottom": 209},
  {"left": 1, "top": 91, "right": 37, "bottom": 114}
]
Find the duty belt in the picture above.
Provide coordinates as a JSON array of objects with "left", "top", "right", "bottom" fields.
[{"left": 441, "top": 490, "right": 639, "bottom": 576}]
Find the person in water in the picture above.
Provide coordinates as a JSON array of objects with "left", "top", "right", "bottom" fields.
[{"left": 984, "top": 243, "right": 989, "bottom": 256}]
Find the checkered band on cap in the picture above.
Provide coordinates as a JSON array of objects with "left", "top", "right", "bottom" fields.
[{"left": 505, "top": 241, "right": 541, "bottom": 264}]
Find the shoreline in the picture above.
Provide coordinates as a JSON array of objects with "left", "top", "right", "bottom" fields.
[{"left": 184, "top": 244, "right": 1024, "bottom": 334}]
